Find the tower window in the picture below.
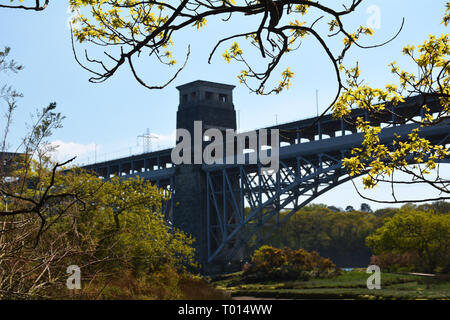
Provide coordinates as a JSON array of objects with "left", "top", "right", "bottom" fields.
[
  {"left": 205, "top": 91, "right": 213, "bottom": 100},
  {"left": 219, "top": 94, "right": 228, "bottom": 102},
  {"left": 182, "top": 94, "right": 188, "bottom": 103}
]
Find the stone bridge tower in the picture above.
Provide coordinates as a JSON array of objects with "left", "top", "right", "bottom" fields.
[{"left": 173, "top": 80, "right": 236, "bottom": 271}]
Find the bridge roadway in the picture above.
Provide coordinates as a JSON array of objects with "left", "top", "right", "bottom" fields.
[
  {"left": 83, "top": 95, "right": 444, "bottom": 181},
  {"left": 82, "top": 94, "right": 449, "bottom": 270}
]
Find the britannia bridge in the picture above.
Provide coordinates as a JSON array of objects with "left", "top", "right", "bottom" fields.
[{"left": 82, "top": 80, "right": 450, "bottom": 272}]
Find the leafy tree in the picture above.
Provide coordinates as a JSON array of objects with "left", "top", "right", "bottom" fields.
[
  {"left": 0, "top": 48, "right": 196, "bottom": 298},
  {"left": 62, "top": 171, "right": 197, "bottom": 274},
  {"left": 327, "top": 205, "right": 342, "bottom": 212},
  {"left": 0, "top": 158, "right": 196, "bottom": 298},
  {"left": 0, "top": 46, "right": 23, "bottom": 153},
  {"left": 0, "top": 47, "right": 73, "bottom": 231},
  {"left": 0, "top": 0, "right": 395, "bottom": 97},
  {"left": 417, "top": 201, "right": 450, "bottom": 214},
  {"left": 373, "top": 207, "right": 399, "bottom": 219},
  {"left": 360, "top": 203, "right": 372, "bottom": 213},
  {"left": 334, "top": 5, "right": 450, "bottom": 203},
  {"left": 366, "top": 208, "right": 450, "bottom": 273},
  {"left": 345, "top": 205, "right": 355, "bottom": 212}
]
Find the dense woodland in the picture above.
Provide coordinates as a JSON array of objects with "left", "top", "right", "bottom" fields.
[{"left": 261, "top": 202, "right": 450, "bottom": 272}]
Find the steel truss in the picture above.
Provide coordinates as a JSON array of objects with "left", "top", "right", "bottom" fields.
[
  {"left": 204, "top": 151, "right": 353, "bottom": 264},
  {"left": 139, "top": 131, "right": 450, "bottom": 266},
  {"left": 203, "top": 132, "right": 450, "bottom": 265}
]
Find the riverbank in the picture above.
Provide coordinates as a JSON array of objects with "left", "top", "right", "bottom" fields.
[{"left": 212, "top": 269, "right": 450, "bottom": 300}]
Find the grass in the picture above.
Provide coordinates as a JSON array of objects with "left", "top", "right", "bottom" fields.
[
  {"left": 75, "top": 271, "right": 231, "bottom": 300},
  {"left": 211, "top": 269, "right": 450, "bottom": 300}
]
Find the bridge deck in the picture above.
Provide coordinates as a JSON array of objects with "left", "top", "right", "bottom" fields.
[{"left": 81, "top": 95, "right": 446, "bottom": 180}]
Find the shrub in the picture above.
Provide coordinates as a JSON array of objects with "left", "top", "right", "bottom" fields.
[
  {"left": 370, "top": 252, "right": 419, "bottom": 273},
  {"left": 250, "top": 245, "right": 288, "bottom": 273},
  {"left": 244, "top": 246, "right": 339, "bottom": 281}
]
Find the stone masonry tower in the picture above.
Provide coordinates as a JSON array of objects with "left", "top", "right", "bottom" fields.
[
  {"left": 176, "top": 80, "right": 236, "bottom": 135},
  {"left": 173, "top": 80, "right": 236, "bottom": 270}
]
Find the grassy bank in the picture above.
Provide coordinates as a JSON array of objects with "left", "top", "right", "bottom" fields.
[{"left": 212, "top": 269, "right": 450, "bottom": 300}]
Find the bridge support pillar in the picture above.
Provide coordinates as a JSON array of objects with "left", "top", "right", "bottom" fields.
[
  {"left": 173, "top": 164, "right": 208, "bottom": 266},
  {"left": 172, "top": 80, "right": 238, "bottom": 273}
]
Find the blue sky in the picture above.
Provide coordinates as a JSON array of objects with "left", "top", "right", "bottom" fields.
[{"left": 0, "top": 0, "right": 448, "bottom": 210}]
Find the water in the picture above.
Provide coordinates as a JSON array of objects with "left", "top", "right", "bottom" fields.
[{"left": 341, "top": 268, "right": 354, "bottom": 271}]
